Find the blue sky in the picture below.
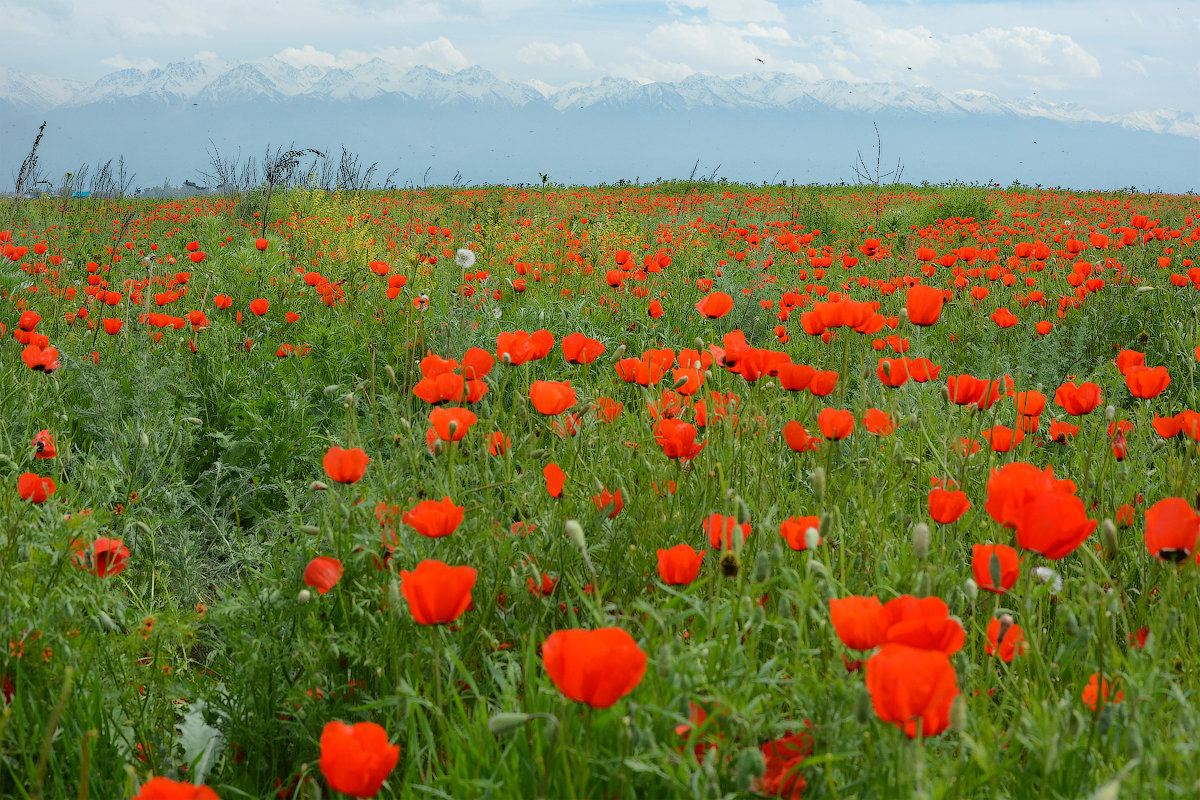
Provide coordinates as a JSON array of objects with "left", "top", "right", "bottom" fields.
[{"left": 3, "top": 0, "right": 1197, "bottom": 115}]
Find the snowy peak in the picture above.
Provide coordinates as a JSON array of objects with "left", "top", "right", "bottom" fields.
[{"left": 0, "top": 67, "right": 86, "bottom": 108}]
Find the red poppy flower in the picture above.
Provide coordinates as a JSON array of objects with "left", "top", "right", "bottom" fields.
[
  {"left": 695, "top": 291, "right": 734, "bottom": 318},
  {"left": 255, "top": 237, "right": 269, "bottom": 251},
  {"left": 461, "top": 347, "right": 494, "bottom": 380},
  {"left": 318, "top": 720, "right": 400, "bottom": 798},
  {"left": 132, "top": 776, "right": 221, "bottom": 800},
  {"left": 1116, "top": 349, "right": 1145, "bottom": 376},
  {"left": 322, "top": 446, "right": 370, "bottom": 484},
  {"left": 817, "top": 408, "right": 854, "bottom": 440},
  {"left": 829, "top": 595, "right": 884, "bottom": 651},
  {"left": 17, "top": 472, "right": 55, "bottom": 503},
  {"left": 31, "top": 429, "right": 57, "bottom": 459},
  {"left": 756, "top": 727, "right": 814, "bottom": 799},
  {"left": 1014, "top": 390, "right": 1046, "bottom": 416},
  {"left": 592, "top": 488, "right": 624, "bottom": 519},
  {"left": 653, "top": 418, "right": 704, "bottom": 461},
  {"left": 876, "top": 358, "right": 908, "bottom": 388},
  {"left": 779, "top": 515, "right": 821, "bottom": 551},
  {"left": 972, "top": 544, "right": 1020, "bottom": 593},
  {"left": 103, "top": 318, "right": 124, "bottom": 334},
  {"left": 561, "top": 332, "right": 606, "bottom": 364},
  {"left": 981, "top": 424, "right": 1022, "bottom": 453},
  {"left": 402, "top": 497, "right": 464, "bottom": 538},
  {"left": 905, "top": 285, "right": 944, "bottom": 326},
  {"left": 704, "top": 512, "right": 750, "bottom": 550},
  {"left": 807, "top": 370, "right": 839, "bottom": 397},
  {"left": 21, "top": 344, "right": 60, "bottom": 372},
  {"left": 1054, "top": 381, "right": 1102, "bottom": 415},
  {"left": 303, "top": 556, "right": 344, "bottom": 594},
  {"left": 985, "top": 618, "right": 1027, "bottom": 662},
  {"left": 863, "top": 408, "right": 896, "bottom": 436},
  {"left": 496, "top": 331, "right": 536, "bottom": 365},
  {"left": 865, "top": 644, "right": 959, "bottom": 738},
  {"left": 249, "top": 298, "right": 269, "bottom": 316},
  {"left": 782, "top": 420, "right": 821, "bottom": 452},
  {"left": 1014, "top": 491, "right": 1097, "bottom": 560},
  {"left": 213, "top": 295, "right": 232, "bottom": 309},
  {"left": 75, "top": 537, "right": 130, "bottom": 577},
  {"left": 928, "top": 488, "right": 970, "bottom": 524},
  {"left": 1144, "top": 497, "right": 1200, "bottom": 562},
  {"left": 1048, "top": 418, "right": 1079, "bottom": 443},
  {"left": 876, "top": 595, "right": 965, "bottom": 655},
  {"left": 657, "top": 544, "right": 705, "bottom": 585},
  {"left": 544, "top": 462, "right": 565, "bottom": 497},
  {"left": 429, "top": 407, "right": 477, "bottom": 442},
  {"left": 529, "top": 380, "right": 577, "bottom": 415},
  {"left": 1081, "top": 673, "right": 1123, "bottom": 711},
  {"left": 985, "top": 462, "right": 1077, "bottom": 528},
  {"left": 399, "top": 559, "right": 477, "bottom": 625},
  {"left": 486, "top": 431, "right": 510, "bottom": 456},
  {"left": 541, "top": 628, "right": 647, "bottom": 709},
  {"left": 1124, "top": 365, "right": 1171, "bottom": 399}
]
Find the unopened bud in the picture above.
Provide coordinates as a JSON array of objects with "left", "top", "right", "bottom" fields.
[
  {"left": 384, "top": 364, "right": 396, "bottom": 384},
  {"left": 1105, "top": 405, "right": 1116, "bottom": 421},
  {"left": 323, "top": 384, "right": 340, "bottom": 396},
  {"left": 912, "top": 522, "right": 930, "bottom": 559},
  {"left": 183, "top": 417, "right": 202, "bottom": 426},
  {"left": 734, "top": 746, "right": 766, "bottom": 793},
  {"left": 899, "top": 307, "right": 910, "bottom": 323},
  {"left": 564, "top": 519, "right": 586, "bottom": 551},
  {"left": 940, "top": 384, "right": 951, "bottom": 402},
  {"left": 133, "top": 521, "right": 153, "bottom": 537},
  {"left": 397, "top": 417, "right": 410, "bottom": 431},
  {"left": 297, "top": 589, "right": 312, "bottom": 603},
  {"left": 488, "top": 712, "right": 535, "bottom": 735},
  {"left": 811, "top": 467, "right": 826, "bottom": 500},
  {"left": 1101, "top": 518, "right": 1119, "bottom": 558},
  {"left": 612, "top": 344, "right": 626, "bottom": 361},
  {"left": 447, "top": 420, "right": 459, "bottom": 436},
  {"left": 300, "top": 524, "right": 320, "bottom": 536},
  {"left": 805, "top": 558, "right": 828, "bottom": 578},
  {"left": 693, "top": 337, "right": 704, "bottom": 351},
  {"left": 963, "top": 578, "right": 979, "bottom": 603},
  {"left": 734, "top": 495, "right": 751, "bottom": 524},
  {"left": 804, "top": 527, "right": 821, "bottom": 551},
  {"left": 719, "top": 550, "right": 741, "bottom": 578},
  {"left": 752, "top": 550, "right": 771, "bottom": 583},
  {"left": 853, "top": 686, "right": 873, "bottom": 724},
  {"left": 673, "top": 374, "right": 689, "bottom": 389},
  {"left": 949, "top": 694, "right": 968, "bottom": 732},
  {"left": 140, "top": 431, "right": 150, "bottom": 448},
  {"left": 310, "top": 481, "right": 328, "bottom": 491},
  {"left": 344, "top": 393, "right": 355, "bottom": 408}
]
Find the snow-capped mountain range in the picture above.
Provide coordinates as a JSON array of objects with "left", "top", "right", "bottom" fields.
[
  {"left": 3, "top": 58, "right": 1197, "bottom": 140},
  {"left": 2, "top": 57, "right": 1198, "bottom": 192}
]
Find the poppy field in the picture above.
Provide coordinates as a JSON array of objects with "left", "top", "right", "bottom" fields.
[{"left": 3, "top": 181, "right": 1200, "bottom": 798}]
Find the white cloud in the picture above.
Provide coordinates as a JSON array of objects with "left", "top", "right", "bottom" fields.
[
  {"left": 100, "top": 54, "right": 161, "bottom": 71},
  {"left": 668, "top": 0, "right": 784, "bottom": 23},
  {"left": 273, "top": 38, "right": 470, "bottom": 72},
  {"left": 516, "top": 42, "right": 594, "bottom": 69}
]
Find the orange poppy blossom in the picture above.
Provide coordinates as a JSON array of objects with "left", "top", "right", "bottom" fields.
[
  {"left": 541, "top": 627, "right": 647, "bottom": 709},
  {"left": 402, "top": 497, "right": 464, "bottom": 538},
  {"left": 653, "top": 418, "right": 704, "bottom": 460},
  {"left": 529, "top": 380, "right": 577, "bottom": 415},
  {"left": 1054, "top": 381, "right": 1103, "bottom": 415},
  {"left": 905, "top": 284, "right": 945, "bottom": 325},
  {"left": 74, "top": 537, "right": 130, "bottom": 577},
  {"left": 1143, "top": 497, "right": 1200, "bottom": 561},
  {"left": 865, "top": 644, "right": 960, "bottom": 738},
  {"left": 927, "top": 488, "right": 970, "bottom": 524},
  {"left": 1081, "top": 673, "right": 1123, "bottom": 711},
  {"left": 779, "top": 515, "right": 821, "bottom": 551},
  {"left": 1124, "top": 364, "right": 1171, "bottom": 399},
  {"left": 322, "top": 446, "right": 370, "bottom": 484},
  {"left": 319, "top": 720, "right": 400, "bottom": 798},
  {"left": 561, "top": 332, "right": 606, "bottom": 364},
  {"left": 132, "top": 777, "right": 221, "bottom": 800},
  {"left": 303, "top": 556, "right": 344, "bottom": 594},
  {"left": 972, "top": 544, "right": 1020, "bottom": 593},
  {"left": 17, "top": 472, "right": 55, "bottom": 503},
  {"left": 428, "top": 407, "right": 477, "bottom": 442},
  {"left": 782, "top": 420, "right": 821, "bottom": 452},
  {"left": 695, "top": 291, "right": 734, "bottom": 318},
  {"left": 817, "top": 408, "right": 854, "bottom": 440},
  {"left": 704, "top": 512, "right": 750, "bottom": 550},
  {"left": 656, "top": 543, "right": 705, "bottom": 585},
  {"left": 985, "top": 617, "right": 1027, "bottom": 662},
  {"left": 543, "top": 462, "right": 565, "bottom": 497},
  {"left": 399, "top": 559, "right": 477, "bottom": 624}
]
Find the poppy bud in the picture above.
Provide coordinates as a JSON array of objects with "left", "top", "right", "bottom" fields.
[
  {"left": 853, "top": 686, "right": 873, "bottom": 724},
  {"left": 298, "top": 589, "right": 312, "bottom": 603},
  {"left": 656, "top": 644, "right": 674, "bottom": 681},
  {"left": 140, "top": 431, "right": 150, "bottom": 448},
  {"left": 397, "top": 418, "right": 410, "bottom": 431},
  {"left": 184, "top": 417, "right": 202, "bottom": 426},
  {"left": 805, "top": 558, "right": 828, "bottom": 578},
  {"left": 752, "top": 551, "right": 771, "bottom": 583},
  {"left": 487, "top": 712, "right": 537, "bottom": 736},
  {"left": 384, "top": 365, "right": 397, "bottom": 385},
  {"left": 963, "top": 578, "right": 978, "bottom": 603},
  {"left": 734, "top": 746, "right": 766, "bottom": 792},
  {"left": 311, "top": 481, "right": 328, "bottom": 491},
  {"left": 1101, "top": 518, "right": 1119, "bottom": 558},
  {"left": 300, "top": 524, "right": 320, "bottom": 536},
  {"left": 344, "top": 393, "right": 355, "bottom": 409},
  {"left": 949, "top": 694, "right": 968, "bottom": 732},
  {"left": 912, "top": 523, "right": 930, "bottom": 559},
  {"left": 898, "top": 307, "right": 909, "bottom": 323},
  {"left": 388, "top": 579, "right": 402, "bottom": 614},
  {"left": 133, "top": 521, "right": 153, "bottom": 537},
  {"left": 811, "top": 467, "right": 826, "bottom": 501},
  {"left": 611, "top": 344, "right": 626, "bottom": 361},
  {"left": 564, "top": 519, "right": 587, "bottom": 552},
  {"left": 804, "top": 527, "right": 821, "bottom": 551},
  {"left": 1105, "top": 405, "right": 1116, "bottom": 421},
  {"left": 940, "top": 384, "right": 951, "bottom": 402},
  {"left": 735, "top": 495, "right": 751, "bottom": 524},
  {"left": 818, "top": 514, "right": 833, "bottom": 540}
]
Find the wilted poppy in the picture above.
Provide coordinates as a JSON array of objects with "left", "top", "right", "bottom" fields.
[
  {"left": 402, "top": 497, "right": 464, "bottom": 538},
  {"left": 399, "top": 559, "right": 477, "bottom": 625},
  {"left": 1144, "top": 497, "right": 1200, "bottom": 562},
  {"left": 132, "top": 776, "right": 221, "bottom": 800},
  {"left": 541, "top": 627, "right": 647, "bottom": 709},
  {"left": 972, "top": 544, "right": 1020, "bottom": 593},
  {"left": 865, "top": 644, "right": 959, "bottom": 738},
  {"left": 319, "top": 720, "right": 400, "bottom": 798},
  {"left": 303, "top": 556, "right": 344, "bottom": 594},
  {"left": 17, "top": 472, "right": 55, "bottom": 503},
  {"left": 657, "top": 544, "right": 705, "bottom": 585},
  {"left": 323, "top": 446, "right": 370, "bottom": 484}
]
